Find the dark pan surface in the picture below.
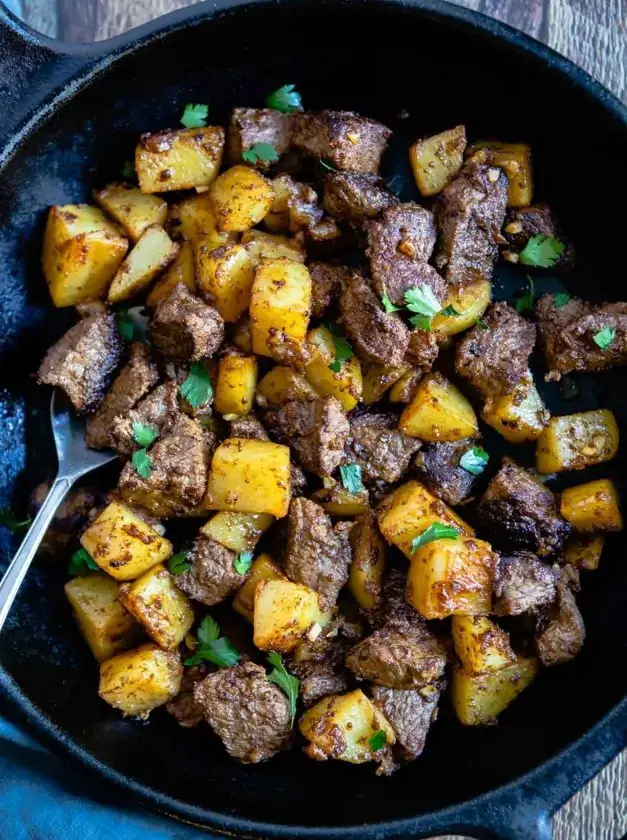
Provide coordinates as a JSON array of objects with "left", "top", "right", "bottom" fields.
[{"left": 1, "top": 1, "right": 627, "bottom": 836}]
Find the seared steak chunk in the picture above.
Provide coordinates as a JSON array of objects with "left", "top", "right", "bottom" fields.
[
  {"left": 493, "top": 552, "right": 557, "bottom": 616},
  {"left": 372, "top": 568, "right": 424, "bottom": 632},
  {"left": 370, "top": 683, "right": 441, "bottom": 761},
  {"left": 30, "top": 481, "right": 98, "bottom": 556},
  {"left": 291, "top": 110, "right": 391, "bottom": 174},
  {"left": 150, "top": 283, "right": 224, "bottom": 361},
  {"left": 308, "top": 262, "right": 350, "bottom": 320},
  {"left": 166, "top": 665, "right": 208, "bottom": 728},
  {"left": 229, "top": 414, "right": 269, "bottom": 441},
  {"left": 534, "top": 573, "right": 585, "bottom": 666},
  {"left": 175, "top": 535, "right": 244, "bottom": 606},
  {"left": 291, "top": 635, "right": 352, "bottom": 706},
  {"left": 414, "top": 438, "right": 479, "bottom": 506},
  {"left": 227, "top": 107, "right": 294, "bottom": 167},
  {"left": 344, "top": 412, "right": 421, "bottom": 484},
  {"left": 323, "top": 172, "right": 397, "bottom": 221},
  {"left": 503, "top": 204, "right": 574, "bottom": 269},
  {"left": 404, "top": 329, "right": 439, "bottom": 372},
  {"left": 110, "top": 381, "right": 179, "bottom": 455}
]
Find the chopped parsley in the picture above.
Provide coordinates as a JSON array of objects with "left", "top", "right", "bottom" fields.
[
  {"left": 553, "top": 292, "right": 571, "bottom": 308},
  {"left": 184, "top": 615, "right": 240, "bottom": 668},
  {"left": 267, "top": 651, "right": 299, "bottom": 725},
  {"left": 121, "top": 160, "right": 135, "bottom": 180},
  {"left": 404, "top": 285, "right": 442, "bottom": 331},
  {"left": 369, "top": 729, "right": 387, "bottom": 752},
  {"left": 132, "top": 448, "right": 153, "bottom": 479},
  {"left": 515, "top": 276, "right": 535, "bottom": 315},
  {"left": 440, "top": 305, "right": 460, "bottom": 317},
  {"left": 234, "top": 551, "right": 254, "bottom": 575},
  {"left": 381, "top": 286, "right": 401, "bottom": 313},
  {"left": 519, "top": 235, "right": 565, "bottom": 268},
  {"left": 180, "top": 103, "right": 209, "bottom": 129},
  {"left": 116, "top": 309, "right": 136, "bottom": 341},
  {"left": 179, "top": 363, "right": 213, "bottom": 409},
  {"left": 411, "top": 522, "right": 460, "bottom": 554},
  {"left": 242, "top": 143, "right": 280, "bottom": 165},
  {"left": 265, "top": 84, "right": 302, "bottom": 113},
  {"left": 132, "top": 422, "right": 159, "bottom": 448},
  {"left": 319, "top": 160, "right": 337, "bottom": 172},
  {"left": 68, "top": 546, "right": 99, "bottom": 577},
  {"left": 593, "top": 326, "right": 616, "bottom": 351},
  {"left": 475, "top": 318, "right": 489, "bottom": 330},
  {"left": 168, "top": 551, "right": 191, "bottom": 575},
  {"left": 325, "top": 322, "right": 354, "bottom": 373},
  {"left": 0, "top": 508, "right": 32, "bottom": 533},
  {"left": 459, "top": 446, "right": 489, "bottom": 476},
  {"left": 339, "top": 464, "right": 364, "bottom": 494}
]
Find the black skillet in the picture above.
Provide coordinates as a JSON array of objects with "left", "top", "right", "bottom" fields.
[{"left": 1, "top": 1, "right": 626, "bottom": 838}]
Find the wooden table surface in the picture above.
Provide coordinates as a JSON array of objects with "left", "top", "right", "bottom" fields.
[{"left": 11, "top": 0, "right": 627, "bottom": 837}]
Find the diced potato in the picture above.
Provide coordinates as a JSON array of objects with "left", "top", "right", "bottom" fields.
[
  {"left": 253, "top": 578, "right": 328, "bottom": 652},
  {"left": 305, "top": 325, "right": 362, "bottom": 412},
  {"left": 399, "top": 372, "right": 479, "bottom": 441},
  {"left": 388, "top": 369, "right": 422, "bottom": 404},
  {"left": 146, "top": 240, "right": 196, "bottom": 306},
  {"left": 108, "top": 225, "right": 179, "bottom": 303},
  {"left": 377, "top": 480, "right": 474, "bottom": 559},
  {"left": 93, "top": 183, "right": 167, "bottom": 242},
  {"left": 452, "top": 615, "right": 516, "bottom": 675},
  {"left": 168, "top": 193, "right": 236, "bottom": 249},
  {"left": 349, "top": 512, "right": 387, "bottom": 610},
  {"left": 99, "top": 643, "right": 183, "bottom": 718},
  {"left": 231, "top": 315, "right": 253, "bottom": 354},
  {"left": 299, "top": 689, "right": 395, "bottom": 764},
  {"left": 431, "top": 279, "right": 492, "bottom": 338},
  {"left": 482, "top": 373, "right": 550, "bottom": 444},
  {"left": 560, "top": 479, "right": 623, "bottom": 533},
  {"left": 209, "top": 165, "right": 274, "bottom": 232},
  {"left": 362, "top": 363, "right": 410, "bottom": 404},
  {"left": 256, "top": 365, "right": 319, "bottom": 408},
  {"left": 195, "top": 243, "right": 255, "bottom": 323},
  {"left": 241, "top": 229, "right": 306, "bottom": 267},
  {"left": 118, "top": 564, "right": 195, "bottom": 650},
  {"left": 43, "top": 204, "right": 128, "bottom": 307},
  {"left": 214, "top": 355, "right": 258, "bottom": 417},
  {"left": 409, "top": 125, "right": 467, "bottom": 197},
  {"left": 468, "top": 141, "right": 533, "bottom": 207},
  {"left": 135, "top": 126, "right": 224, "bottom": 193},
  {"left": 201, "top": 511, "right": 274, "bottom": 553},
  {"left": 263, "top": 176, "right": 292, "bottom": 232},
  {"left": 311, "top": 478, "right": 370, "bottom": 517},
  {"left": 233, "top": 553, "right": 285, "bottom": 622},
  {"left": 64, "top": 573, "right": 139, "bottom": 663},
  {"left": 250, "top": 259, "right": 312, "bottom": 362},
  {"left": 205, "top": 438, "right": 291, "bottom": 518},
  {"left": 535, "top": 409, "right": 619, "bottom": 473},
  {"left": 406, "top": 536, "right": 498, "bottom": 619},
  {"left": 562, "top": 534, "right": 605, "bottom": 571},
  {"left": 80, "top": 500, "right": 173, "bottom": 581},
  {"left": 451, "top": 656, "right": 539, "bottom": 725}
]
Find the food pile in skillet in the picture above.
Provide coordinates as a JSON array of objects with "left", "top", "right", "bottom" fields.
[{"left": 29, "top": 85, "right": 624, "bottom": 773}]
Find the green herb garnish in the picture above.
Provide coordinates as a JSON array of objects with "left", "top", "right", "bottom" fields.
[
  {"left": 116, "top": 309, "right": 136, "bottom": 341},
  {"left": 404, "top": 285, "right": 441, "bottom": 317},
  {"left": 132, "top": 448, "right": 153, "bottom": 479},
  {"left": 339, "top": 464, "right": 364, "bottom": 494},
  {"left": 593, "top": 326, "right": 616, "bottom": 351},
  {"left": 234, "top": 551, "right": 254, "bottom": 575},
  {"left": 242, "top": 143, "right": 280, "bottom": 165},
  {"left": 515, "top": 276, "right": 535, "bottom": 315},
  {"left": 475, "top": 318, "right": 489, "bottom": 330},
  {"left": 410, "top": 313, "right": 432, "bottom": 331},
  {"left": 319, "top": 160, "right": 337, "bottom": 172},
  {"left": 68, "top": 546, "right": 99, "bottom": 577},
  {"left": 265, "top": 84, "right": 302, "bottom": 113},
  {"left": 132, "top": 422, "right": 159, "bottom": 448},
  {"left": 325, "top": 322, "right": 354, "bottom": 373},
  {"left": 179, "top": 362, "right": 213, "bottom": 409},
  {"left": 381, "top": 286, "right": 401, "bottom": 313},
  {"left": 168, "top": 551, "right": 191, "bottom": 575},
  {"left": 184, "top": 615, "right": 241, "bottom": 668},
  {"left": 267, "top": 651, "right": 299, "bottom": 725},
  {"left": 519, "top": 235, "right": 565, "bottom": 268},
  {"left": 180, "top": 103, "right": 209, "bottom": 129},
  {"left": 411, "top": 522, "right": 460, "bottom": 554},
  {"left": 440, "top": 305, "right": 460, "bottom": 316},
  {"left": 369, "top": 729, "right": 387, "bottom": 752},
  {"left": 553, "top": 292, "right": 571, "bottom": 308},
  {"left": 0, "top": 508, "right": 32, "bottom": 533},
  {"left": 459, "top": 446, "right": 489, "bottom": 476}
]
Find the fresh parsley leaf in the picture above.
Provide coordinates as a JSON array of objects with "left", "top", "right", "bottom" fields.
[
  {"left": 593, "top": 326, "right": 616, "bottom": 351},
  {"left": 179, "top": 362, "right": 213, "bottom": 408},
  {"left": 404, "top": 285, "right": 441, "bottom": 318},
  {"left": 185, "top": 615, "right": 240, "bottom": 668},
  {"left": 132, "top": 448, "right": 153, "bottom": 479},
  {"left": 339, "top": 464, "right": 363, "bottom": 494},
  {"left": 197, "top": 614, "right": 221, "bottom": 645},
  {"left": 116, "top": 309, "right": 136, "bottom": 341},
  {"left": 440, "top": 305, "right": 460, "bottom": 317},
  {"left": 553, "top": 292, "right": 571, "bottom": 308},
  {"left": 121, "top": 160, "right": 135, "bottom": 180},
  {"left": 381, "top": 286, "right": 401, "bottom": 313},
  {"left": 319, "top": 160, "right": 337, "bottom": 172},
  {"left": 409, "top": 313, "right": 432, "bottom": 332},
  {"left": 267, "top": 651, "right": 299, "bottom": 725},
  {"left": 459, "top": 446, "right": 489, "bottom": 476},
  {"left": 411, "top": 522, "right": 460, "bottom": 554},
  {"left": 180, "top": 103, "right": 209, "bottom": 129},
  {"left": 475, "top": 318, "right": 489, "bottom": 330},
  {"left": 265, "top": 84, "right": 302, "bottom": 113},
  {"left": 242, "top": 143, "right": 280, "bottom": 165},
  {"left": 519, "top": 235, "right": 565, "bottom": 268},
  {"left": 369, "top": 729, "right": 387, "bottom": 752},
  {"left": 515, "top": 276, "right": 535, "bottom": 315},
  {"left": 68, "top": 546, "right": 98, "bottom": 577},
  {"left": 0, "top": 508, "right": 32, "bottom": 533},
  {"left": 132, "top": 422, "right": 158, "bottom": 448},
  {"left": 168, "top": 551, "right": 191, "bottom": 575},
  {"left": 325, "top": 322, "right": 354, "bottom": 373},
  {"left": 234, "top": 551, "right": 254, "bottom": 575}
]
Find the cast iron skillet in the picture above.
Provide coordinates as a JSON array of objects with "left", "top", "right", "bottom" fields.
[{"left": 0, "top": 1, "right": 626, "bottom": 838}]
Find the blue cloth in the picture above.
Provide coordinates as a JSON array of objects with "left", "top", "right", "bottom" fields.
[{"left": 0, "top": 714, "right": 212, "bottom": 840}]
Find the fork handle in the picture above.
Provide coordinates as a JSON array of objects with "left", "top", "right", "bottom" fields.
[{"left": 0, "top": 476, "right": 73, "bottom": 632}]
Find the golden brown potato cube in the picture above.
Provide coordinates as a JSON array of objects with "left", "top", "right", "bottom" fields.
[
  {"left": 535, "top": 409, "right": 619, "bottom": 473},
  {"left": 118, "top": 564, "right": 195, "bottom": 649},
  {"left": 409, "top": 125, "right": 467, "bottom": 197},
  {"left": 406, "top": 536, "right": 498, "bottom": 619},
  {"left": 256, "top": 365, "right": 319, "bottom": 408},
  {"left": 80, "top": 500, "right": 173, "bottom": 581},
  {"left": 195, "top": 243, "right": 255, "bottom": 323},
  {"left": 253, "top": 578, "right": 328, "bottom": 652},
  {"left": 168, "top": 193, "right": 236, "bottom": 250},
  {"left": 231, "top": 315, "right": 253, "bottom": 354},
  {"left": 377, "top": 480, "right": 474, "bottom": 559},
  {"left": 451, "top": 655, "right": 538, "bottom": 725},
  {"left": 399, "top": 372, "right": 479, "bottom": 441},
  {"left": 64, "top": 573, "right": 139, "bottom": 663},
  {"left": 205, "top": 438, "right": 291, "bottom": 518},
  {"left": 388, "top": 369, "right": 422, "bottom": 404},
  {"left": 93, "top": 183, "right": 167, "bottom": 242},
  {"left": 560, "top": 479, "right": 623, "bottom": 533},
  {"left": 348, "top": 512, "right": 387, "bottom": 610},
  {"left": 99, "top": 643, "right": 183, "bottom": 718},
  {"left": 451, "top": 615, "right": 516, "bottom": 675},
  {"left": 562, "top": 534, "right": 605, "bottom": 571},
  {"left": 431, "top": 279, "right": 492, "bottom": 338},
  {"left": 146, "top": 240, "right": 196, "bottom": 306},
  {"left": 200, "top": 511, "right": 274, "bottom": 553},
  {"left": 233, "top": 553, "right": 286, "bottom": 622},
  {"left": 311, "top": 477, "right": 370, "bottom": 517},
  {"left": 482, "top": 373, "right": 550, "bottom": 444},
  {"left": 250, "top": 259, "right": 312, "bottom": 362},
  {"left": 108, "top": 225, "right": 179, "bottom": 303},
  {"left": 299, "top": 689, "right": 395, "bottom": 764},
  {"left": 135, "top": 126, "right": 224, "bottom": 193},
  {"left": 241, "top": 229, "right": 306, "bottom": 267},
  {"left": 214, "top": 355, "right": 258, "bottom": 418},
  {"left": 209, "top": 165, "right": 274, "bottom": 232},
  {"left": 468, "top": 142, "right": 533, "bottom": 207},
  {"left": 361, "top": 363, "right": 410, "bottom": 404},
  {"left": 43, "top": 204, "right": 128, "bottom": 307},
  {"left": 305, "top": 325, "right": 362, "bottom": 412}
]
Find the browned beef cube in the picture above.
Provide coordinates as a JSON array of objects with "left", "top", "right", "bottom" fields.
[
  {"left": 370, "top": 683, "right": 441, "bottom": 761},
  {"left": 371, "top": 568, "right": 424, "bottom": 632},
  {"left": 344, "top": 412, "right": 421, "bottom": 484},
  {"left": 308, "top": 262, "right": 350, "bottom": 320},
  {"left": 478, "top": 457, "right": 571, "bottom": 556},
  {"left": 85, "top": 343, "right": 159, "bottom": 449},
  {"left": 166, "top": 665, "right": 209, "bottom": 728},
  {"left": 455, "top": 302, "right": 536, "bottom": 398},
  {"left": 118, "top": 414, "right": 212, "bottom": 517},
  {"left": 534, "top": 572, "right": 585, "bottom": 666},
  {"left": 435, "top": 160, "right": 508, "bottom": 285},
  {"left": 38, "top": 314, "right": 123, "bottom": 413},
  {"left": 414, "top": 438, "right": 479, "bottom": 506},
  {"left": 229, "top": 414, "right": 269, "bottom": 441},
  {"left": 493, "top": 552, "right": 557, "bottom": 616},
  {"left": 110, "top": 381, "right": 179, "bottom": 455},
  {"left": 29, "top": 481, "right": 98, "bottom": 556},
  {"left": 175, "top": 534, "right": 244, "bottom": 606},
  {"left": 284, "top": 497, "right": 352, "bottom": 609},
  {"left": 227, "top": 107, "right": 294, "bottom": 168},
  {"left": 339, "top": 271, "right": 410, "bottom": 367},
  {"left": 536, "top": 294, "right": 627, "bottom": 378},
  {"left": 503, "top": 204, "right": 574, "bottom": 269},
  {"left": 75, "top": 300, "right": 108, "bottom": 318},
  {"left": 290, "top": 634, "right": 352, "bottom": 706},
  {"left": 323, "top": 172, "right": 397, "bottom": 221},
  {"left": 193, "top": 662, "right": 292, "bottom": 762},
  {"left": 291, "top": 110, "right": 391, "bottom": 174},
  {"left": 150, "top": 283, "right": 224, "bottom": 361},
  {"left": 404, "top": 329, "right": 439, "bottom": 372},
  {"left": 265, "top": 396, "right": 349, "bottom": 476}
]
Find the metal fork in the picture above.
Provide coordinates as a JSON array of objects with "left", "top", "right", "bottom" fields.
[{"left": 0, "top": 391, "right": 117, "bottom": 631}]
